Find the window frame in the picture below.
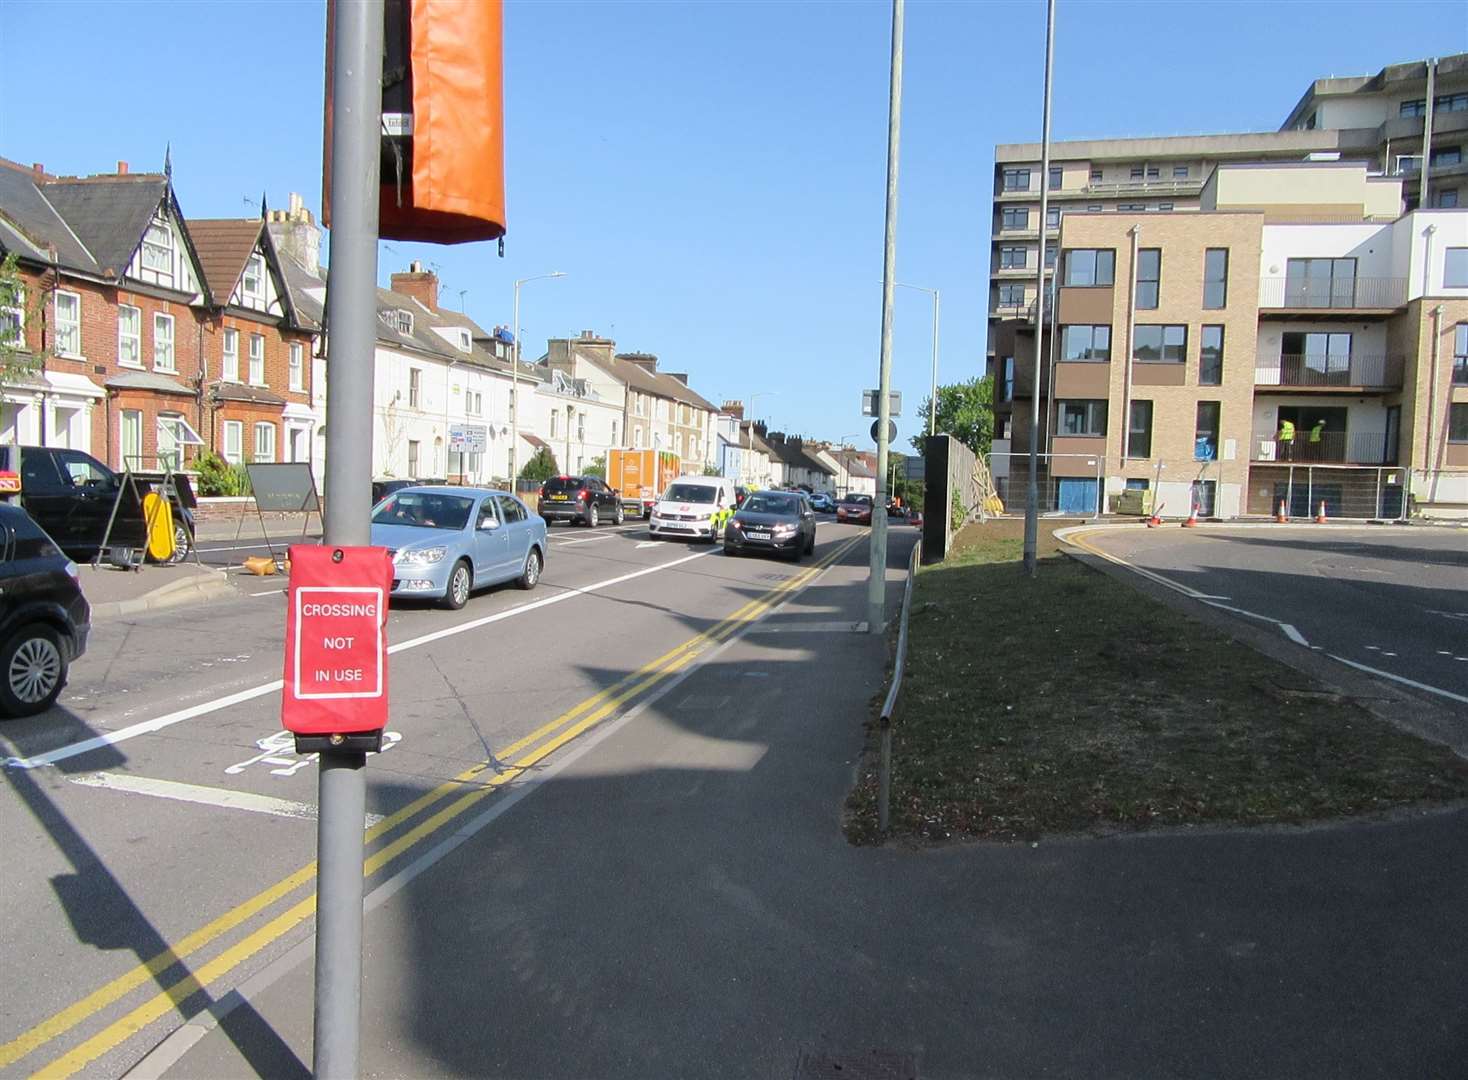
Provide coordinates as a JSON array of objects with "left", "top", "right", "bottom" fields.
[
  {"left": 289, "top": 342, "right": 304, "bottom": 392},
  {"left": 1135, "top": 248, "right": 1161, "bottom": 309},
  {"left": 1089, "top": 167, "right": 1103, "bottom": 183},
  {"left": 153, "top": 312, "right": 176, "bottom": 372},
  {"left": 54, "top": 289, "right": 82, "bottom": 358},
  {"left": 1452, "top": 324, "right": 1468, "bottom": 385},
  {"left": 157, "top": 412, "right": 187, "bottom": 471},
  {"left": 120, "top": 409, "right": 144, "bottom": 468},
  {"left": 408, "top": 368, "right": 422, "bottom": 408},
  {"left": 1203, "top": 248, "right": 1229, "bottom": 309},
  {"left": 1449, "top": 403, "right": 1468, "bottom": 443},
  {"left": 0, "top": 283, "right": 22, "bottom": 349},
  {"left": 1445, "top": 247, "right": 1468, "bottom": 289},
  {"left": 1060, "top": 324, "right": 1112, "bottom": 362},
  {"left": 1001, "top": 167, "right": 1031, "bottom": 193},
  {"left": 253, "top": 421, "right": 277, "bottom": 463},
  {"left": 1172, "top": 165, "right": 1189, "bottom": 178},
  {"left": 222, "top": 420, "right": 244, "bottom": 465},
  {"left": 248, "top": 333, "right": 266, "bottom": 385},
  {"left": 1000, "top": 206, "right": 1029, "bottom": 231},
  {"left": 1061, "top": 248, "right": 1116, "bottom": 287},
  {"left": 998, "top": 246, "right": 1026, "bottom": 269},
  {"left": 141, "top": 218, "right": 175, "bottom": 285},
  {"left": 1128, "top": 400, "right": 1153, "bottom": 459},
  {"left": 1048, "top": 166, "right": 1062, "bottom": 190},
  {"left": 220, "top": 327, "right": 239, "bottom": 381},
  {"left": 1194, "top": 401, "right": 1221, "bottom": 460},
  {"left": 118, "top": 304, "right": 142, "bottom": 367},
  {"left": 997, "top": 283, "right": 1026, "bottom": 307},
  {"left": 1133, "top": 323, "right": 1188, "bottom": 364},
  {"left": 1199, "top": 325, "right": 1224, "bottom": 386},
  {"left": 1058, "top": 399, "right": 1107, "bottom": 438},
  {"left": 241, "top": 253, "right": 265, "bottom": 305},
  {"left": 1045, "top": 207, "right": 1061, "bottom": 229}
]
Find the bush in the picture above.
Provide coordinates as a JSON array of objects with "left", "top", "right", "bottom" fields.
[
  {"left": 194, "top": 452, "right": 251, "bottom": 497},
  {"left": 583, "top": 455, "right": 606, "bottom": 479},
  {"left": 951, "top": 486, "right": 965, "bottom": 530},
  {"left": 518, "top": 447, "right": 558, "bottom": 482}
]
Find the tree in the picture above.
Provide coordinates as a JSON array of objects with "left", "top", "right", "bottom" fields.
[
  {"left": 911, "top": 375, "right": 994, "bottom": 457},
  {"left": 583, "top": 454, "right": 607, "bottom": 479},
  {"left": 518, "top": 446, "right": 558, "bottom": 482},
  {"left": 0, "top": 253, "right": 45, "bottom": 387}
]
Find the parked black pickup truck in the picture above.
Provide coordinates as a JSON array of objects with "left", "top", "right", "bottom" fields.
[{"left": 0, "top": 446, "right": 195, "bottom": 563}]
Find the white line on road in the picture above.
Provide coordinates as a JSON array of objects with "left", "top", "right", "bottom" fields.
[
  {"left": 1279, "top": 623, "right": 1309, "bottom": 647},
  {"left": 1327, "top": 655, "right": 1468, "bottom": 706},
  {"left": 249, "top": 588, "right": 285, "bottom": 597},
  {"left": 68, "top": 771, "right": 385, "bottom": 826},
  {"left": 6, "top": 548, "right": 717, "bottom": 770}
]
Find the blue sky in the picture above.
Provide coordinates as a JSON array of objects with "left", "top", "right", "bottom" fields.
[{"left": 1, "top": 0, "right": 1462, "bottom": 448}]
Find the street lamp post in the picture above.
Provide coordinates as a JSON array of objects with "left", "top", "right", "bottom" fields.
[
  {"left": 836, "top": 433, "right": 860, "bottom": 497},
  {"left": 894, "top": 282, "right": 940, "bottom": 438},
  {"left": 509, "top": 271, "right": 565, "bottom": 487}
]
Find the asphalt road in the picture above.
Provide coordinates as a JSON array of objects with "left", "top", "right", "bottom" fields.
[
  {"left": 0, "top": 517, "right": 904, "bottom": 1078},
  {"left": 1074, "top": 525, "right": 1468, "bottom": 706}
]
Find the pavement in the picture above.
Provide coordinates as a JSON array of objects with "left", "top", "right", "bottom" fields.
[
  {"left": 6, "top": 518, "right": 1467, "bottom": 1079},
  {"left": 77, "top": 562, "right": 232, "bottom": 620}
]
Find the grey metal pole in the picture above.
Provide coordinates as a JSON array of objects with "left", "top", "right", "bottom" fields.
[
  {"left": 1022, "top": 0, "right": 1056, "bottom": 578},
  {"left": 316, "top": 0, "right": 382, "bottom": 1075},
  {"left": 867, "top": 0, "right": 903, "bottom": 634},
  {"left": 928, "top": 288, "right": 940, "bottom": 438}
]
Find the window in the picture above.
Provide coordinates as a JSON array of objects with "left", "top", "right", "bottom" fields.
[
  {"left": 1146, "top": 166, "right": 1160, "bottom": 179},
  {"left": 219, "top": 328, "right": 238, "bottom": 380},
  {"left": 241, "top": 254, "right": 265, "bottom": 303},
  {"left": 157, "top": 413, "right": 186, "bottom": 470},
  {"left": 1401, "top": 99, "right": 1427, "bottom": 118},
  {"left": 1303, "top": 112, "right": 1317, "bottom": 130},
  {"left": 1128, "top": 400, "right": 1153, "bottom": 458},
  {"left": 1194, "top": 402, "right": 1220, "bottom": 460},
  {"left": 1445, "top": 248, "right": 1468, "bottom": 288},
  {"left": 455, "top": 329, "right": 472, "bottom": 352},
  {"left": 1058, "top": 400, "right": 1107, "bottom": 437},
  {"left": 1203, "top": 248, "right": 1229, "bottom": 309},
  {"left": 407, "top": 439, "right": 420, "bottom": 476},
  {"left": 1437, "top": 93, "right": 1468, "bottom": 113},
  {"left": 1172, "top": 165, "right": 1189, "bottom": 178},
  {"left": 1001, "top": 207, "right": 1028, "bottom": 230},
  {"left": 1118, "top": 203, "right": 1146, "bottom": 212},
  {"left": 118, "top": 305, "right": 142, "bottom": 366},
  {"left": 1436, "top": 189, "right": 1460, "bottom": 209},
  {"left": 1000, "top": 357, "right": 1014, "bottom": 402},
  {"left": 1157, "top": 202, "right": 1174, "bottom": 211},
  {"left": 1090, "top": 167, "right": 1103, "bottom": 183},
  {"left": 1129, "top": 165, "right": 1144, "bottom": 180},
  {"left": 1062, "top": 248, "right": 1115, "bottom": 286},
  {"left": 999, "top": 247, "right": 1026, "bottom": 269},
  {"left": 121, "top": 410, "right": 143, "bottom": 468},
  {"left": 634, "top": 393, "right": 646, "bottom": 417},
  {"left": 0, "top": 283, "right": 21, "bottom": 348},
  {"left": 408, "top": 368, "right": 421, "bottom": 407},
  {"left": 153, "top": 313, "right": 175, "bottom": 371},
  {"left": 1135, "top": 249, "right": 1161, "bottom": 309},
  {"left": 1002, "top": 167, "right": 1031, "bottom": 192},
  {"left": 253, "top": 422, "right": 276, "bottom": 463},
  {"left": 1453, "top": 324, "right": 1468, "bottom": 385},
  {"left": 222, "top": 421, "right": 243, "bottom": 464},
  {"left": 1060, "top": 324, "right": 1111, "bottom": 361},
  {"left": 1048, "top": 166, "right": 1062, "bottom": 190},
  {"left": 1046, "top": 207, "right": 1061, "bottom": 229},
  {"left": 1284, "top": 257, "right": 1357, "bottom": 307},
  {"left": 611, "top": 421, "right": 618, "bottom": 446},
  {"left": 1431, "top": 146, "right": 1462, "bottom": 167},
  {"left": 997, "top": 283, "right": 1026, "bottom": 307},
  {"left": 249, "top": 334, "right": 265, "bottom": 384},
  {"left": 1133, "top": 324, "right": 1187, "bottom": 363},
  {"left": 396, "top": 310, "right": 414, "bottom": 334},
  {"left": 1199, "top": 325, "right": 1224, "bottom": 386},
  {"left": 550, "top": 411, "right": 558, "bottom": 439},
  {"left": 1450, "top": 404, "right": 1468, "bottom": 443},
  {"left": 1044, "top": 243, "right": 1057, "bottom": 270},
  {"left": 141, "top": 219, "right": 174, "bottom": 284},
  {"left": 633, "top": 425, "right": 643, "bottom": 448},
  {"left": 1087, "top": 204, "right": 1103, "bottom": 212},
  {"left": 55, "top": 291, "right": 81, "bottom": 356},
  {"left": 1282, "top": 332, "right": 1352, "bottom": 380},
  {"left": 289, "top": 342, "right": 304, "bottom": 391},
  {"left": 466, "top": 389, "right": 482, "bottom": 416}
]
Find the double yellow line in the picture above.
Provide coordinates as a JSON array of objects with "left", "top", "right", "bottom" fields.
[{"left": 9, "top": 534, "right": 863, "bottom": 1078}]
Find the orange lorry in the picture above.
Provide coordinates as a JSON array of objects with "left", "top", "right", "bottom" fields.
[{"left": 607, "top": 449, "right": 681, "bottom": 518}]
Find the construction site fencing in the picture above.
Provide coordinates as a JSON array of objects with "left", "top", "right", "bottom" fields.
[
  {"left": 919, "top": 434, "right": 981, "bottom": 564},
  {"left": 1408, "top": 467, "right": 1468, "bottom": 521}
]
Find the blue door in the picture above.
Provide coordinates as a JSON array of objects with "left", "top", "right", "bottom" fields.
[
  {"left": 1057, "top": 478, "right": 1098, "bottom": 515},
  {"left": 495, "top": 495, "right": 533, "bottom": 580},
  {"left": 472, "top": 497, "right": 511, "bottom": 583}
]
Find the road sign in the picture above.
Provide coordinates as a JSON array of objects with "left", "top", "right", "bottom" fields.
[
  {"left": 449, "top": 423, "right": 487, "bottom": 452},
  {"left": 282, "top": 545, "right": 392, "bottom": 741},
  {"left": 862, "top": 390, "right": 902, "bottom": 417},
  {"left": 870, "top": 418, "right": 898, "bottom": 444}
]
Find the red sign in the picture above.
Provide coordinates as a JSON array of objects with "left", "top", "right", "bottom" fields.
[{"left": 281, "top": 545, "right": 393, "bottom": 736}]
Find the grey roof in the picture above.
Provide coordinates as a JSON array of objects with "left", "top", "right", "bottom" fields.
[
  {"left": 765, "top": 436, "right": 832, "bottom": 475},
  {"left": 0, "top": 161, "right": 101, "bottom": 274},
  {"left": 42, "top": 176, "right": 170, "bottom": 277},
  {"left": 576, "top": 351, "right": 717, "bottom": 412},
  {"left": 105, "top": 371, "right": 195, "bottom": 395},
  {"left": 277, "top": 255, "right": 325, "bottom": 330},
  {"left": 213, "top": 383, "right": 286, "bottom": 407}
]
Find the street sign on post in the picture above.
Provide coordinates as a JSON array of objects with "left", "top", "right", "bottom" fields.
[
  {"left": 862, "top": 389, "right": 902, "bottom": 417},
  {"left": 871, "top": 418, "right": 898, "bottom": 443},
  {"left": 282, "top": 544, "right": 392, "bottom": 751}
]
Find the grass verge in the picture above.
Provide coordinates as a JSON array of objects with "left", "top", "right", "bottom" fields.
[{"left": 845, "top": 518, "right": 1468, "bottom": 845}]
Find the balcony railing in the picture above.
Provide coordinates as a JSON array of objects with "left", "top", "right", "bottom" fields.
[
  {"left": 1255, "top": 353, "right": 1404, "bottom": 389},
  {"left": 990, "top": 301, "right": 1037, "bottom": 321},
  {"left": 1258, "top": 276, "right": 1407, "bottom": 310},
  {"left": 1250, "top": 430, "right": 1394, "bottom": 465}
]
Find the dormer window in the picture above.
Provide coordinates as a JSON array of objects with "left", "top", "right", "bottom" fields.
[
  {"left": 397, "top": 310, "right": 414, "bottom": 335},
  {"left": 141, "top": 217, "right": 175, "bottom": 286},
  {"left": 241, "top": 254, "right": 265, "bottom": 305},
  {"left": 456, "top": 329, "right": 472, "bottom": 352}
]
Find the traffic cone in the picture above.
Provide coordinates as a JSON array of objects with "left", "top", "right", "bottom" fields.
[
  {"left": 1146, "top": 501, "right": 1163, "bottom": 528},
  {"left": 1275, "top": 498, "right": 1288, "bottom": 524},
  {"left": 1314, "top": 500, "right": 1327, "bottom": 525},
  {"left": 1182, "top": 501, "right": 1198, "bottom": 528}
]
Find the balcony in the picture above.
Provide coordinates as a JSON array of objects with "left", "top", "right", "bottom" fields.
[
  {"left": 1255, "top": 353, "right": 1404, "bottom": 391},
  {"left": 1250, "top": 429, "right": 1395, "bottom": 466},
  {"left": 1258, "top": 277, "right": 1407, "bottom": 312},
  {"left": 990, "top": 301, "right": 1036, "bottom": 321}
]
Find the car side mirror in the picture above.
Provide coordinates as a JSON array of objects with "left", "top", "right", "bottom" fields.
[{"left": 479, "top": 517, "right": 499, "bottom": 530}]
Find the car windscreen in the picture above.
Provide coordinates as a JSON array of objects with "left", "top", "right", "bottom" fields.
[
  {"left": 841, "top": 495, "right": 873, "bottom": 506},
  {"left": 742, "top": 494, "right": 799, "bottom": 515},
  {"left": 542, "top": 477, "right": 584, "bottom": 493},
  {"left": 371, "top": 493, "right": 474, "bottom": 530},
  {"left": 664, "top": 483, "right": 716, "bottom": 503}
]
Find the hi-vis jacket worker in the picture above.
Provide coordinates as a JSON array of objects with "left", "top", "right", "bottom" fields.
[
  {"left": 713, "top": 490, "right": 734, "bottom": 531},
  {"left": 1276, "top": 418, "right": 1296, "bottom": 460}
]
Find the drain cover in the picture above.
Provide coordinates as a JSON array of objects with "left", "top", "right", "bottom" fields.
[{"left": 794, "top": 1049, "right": 917, "bottom": 1079}]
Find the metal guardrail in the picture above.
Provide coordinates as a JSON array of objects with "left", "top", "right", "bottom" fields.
[
  {"left": 877, "top": 536, "right": 922, "bottom": 834},
  {"left": 1258, "top": 277, "right": 1407, "bottom": 309},
  {"left": 1255, "top": 353, "right": 1404, "bottom": 388}
]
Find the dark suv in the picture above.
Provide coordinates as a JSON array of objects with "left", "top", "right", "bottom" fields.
[
  {"left": 0, "top": 446, "right": 195, "bottom": 563},
  {"left": 538, "top": 475, "right": 625, "bottom": 527},
  {"left": 0, "top": 505, "right": 89, "bottom": 716}
]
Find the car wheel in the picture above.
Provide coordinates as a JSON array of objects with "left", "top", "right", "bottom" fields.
[
  {"left": 166, "top": 522, "right": 192, "bottom": 564},
  {"left": 0, "top": 624, "right": 68, "bottom": 717},
  {"left": 613, "top": 503, "right": 625, "bottom": 526},
  {"left": 805, "top": 533, "right": 816, "bottom": 555},
  {"left": 586, "top": 503, "right": 599, "bottom": 528},
  {"left": 441, "top": 560, "right": 472, "bottom": 610},
  {"left": 542, "top": 516, "right": 554, "bottom": 528},
  {"left": 517, "top": 548, "right": 542, "bottom": 590}
]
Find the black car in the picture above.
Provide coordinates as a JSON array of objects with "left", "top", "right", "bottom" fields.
[
  {"left": 724, "top": 490, "right": 817, "bottom": 561},
  {"left": 538, "top": 475, "right": 625, "bottom": 527},
  {"left": 0, "top": 446, "right": 195, "bottom": 563},
  {"left": 0, "top": 505, "right": 89, "bottom": 717}
]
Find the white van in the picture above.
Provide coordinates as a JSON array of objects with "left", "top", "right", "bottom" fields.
[{"left": 648, "top": 475, "right": 736, "bottom": 543}]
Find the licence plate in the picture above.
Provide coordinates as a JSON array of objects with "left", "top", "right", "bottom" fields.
[
  {"left": 747, "top": 531, "right": 770, "bottom": 539},
  {"left": 549, "top": 494, "right": 568, "bottom": 500}
]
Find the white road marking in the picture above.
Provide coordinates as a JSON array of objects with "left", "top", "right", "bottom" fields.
[
  {"left": 68, "top": 771, "right": 384, "bottom": 826},
  {"left": 1365, "top": 645, "right": 1380, "bottom": 651},
  {"left": 636, "top": 541, "right": 663, "bottom": 549},
  {"left": 1279, "top": 623, "right": 1309, "bottom": 647},
  {"left": 1328, "top": 656, "right": 1468, "bottom": 706},
  {"left": 5, "top": 549, "right": 717, "bottom": 770},
  {"left": 249, "top": 588, "right": 285, "bottom": 597}
]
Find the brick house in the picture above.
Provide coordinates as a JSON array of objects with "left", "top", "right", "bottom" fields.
[
  {"left": 0, "top": 156, "right": 212, "bottom": 472},
  {"left": 190, "top": 217, "right": 315, "bottom": 466}
]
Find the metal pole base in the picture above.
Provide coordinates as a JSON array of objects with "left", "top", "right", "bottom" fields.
[{"left": 312, "top": 749, "right": 368, "bottom": 1079}]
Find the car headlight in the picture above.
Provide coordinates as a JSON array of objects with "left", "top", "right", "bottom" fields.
[
  {"left": 396, "top": 546, "right": 448, "bottom": 566},
  {"left": 773, "top": 524, "right": 797, "bottom": 536}
]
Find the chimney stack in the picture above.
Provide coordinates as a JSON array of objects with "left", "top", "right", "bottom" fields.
[
  {"left": 722, "top": 400, "right": 744, "bottom": 420},
  {"left": 266, "top": 192, "right": 322, "bottom": 273},
  {"left": 117, "top": 161, "right": 128, "bottom": 175},
  {"left": 390, "top": 262, "right": 439, "bottom": 311},
  {"left": 617, "top": 352, "right": 658, "bottom": 373}
]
